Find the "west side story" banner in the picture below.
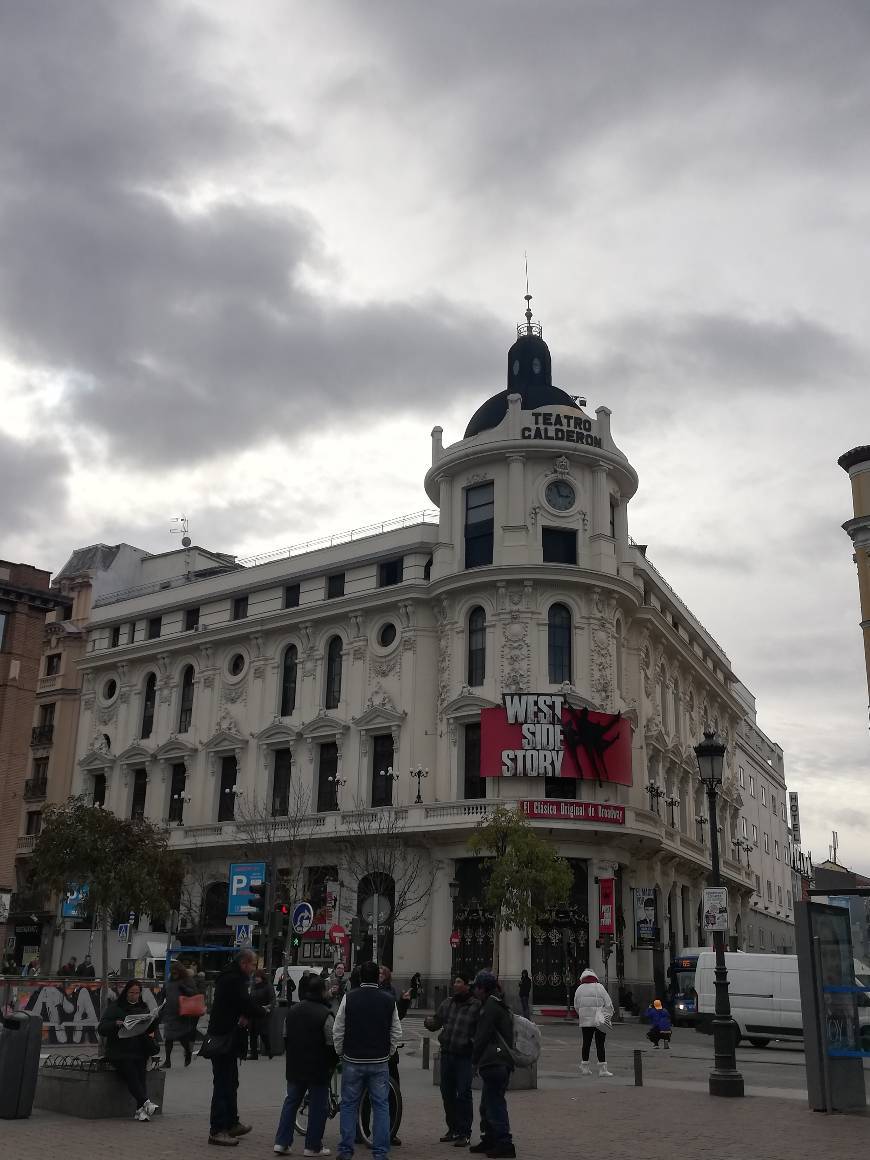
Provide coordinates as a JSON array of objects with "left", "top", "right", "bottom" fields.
[{"left": 480, "top": 694, "right": 632, "bottom": 784}]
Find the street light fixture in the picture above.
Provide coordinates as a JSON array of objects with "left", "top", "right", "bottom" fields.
[
  {"left": 694, "top": 727, "right": 744, "bottom": 1098},
  {"left": 410, "top": 766, "right": 429, "bottom": 804}
]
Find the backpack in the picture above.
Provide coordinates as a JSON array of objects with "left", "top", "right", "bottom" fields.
[{"left": 498, "top": 1013, "right": 541, "bottom": 1067}]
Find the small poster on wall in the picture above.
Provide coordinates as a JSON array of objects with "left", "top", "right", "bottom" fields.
[{"left": 634, "top": 887, "right": 657, "bottom": 947}]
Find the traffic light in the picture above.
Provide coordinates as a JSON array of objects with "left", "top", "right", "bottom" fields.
[
  {"left": 273, "top": 901, "right": 290, "bottom": 939},
  {"left": 247, "top": 879, "right": 268, "bottom": 926}
]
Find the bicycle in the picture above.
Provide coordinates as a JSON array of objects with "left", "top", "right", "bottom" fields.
[{"left": 295, "top": 1061, "right": 403, "bottom": 1147}]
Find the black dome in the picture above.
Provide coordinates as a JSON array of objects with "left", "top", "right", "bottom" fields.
[{"left": 464, "top": 315, "right": 582, "bottom": 438}]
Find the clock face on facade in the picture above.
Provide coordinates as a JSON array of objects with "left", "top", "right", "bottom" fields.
[{"left": 545, "top": 479, "right": 575, "bottom": 511}]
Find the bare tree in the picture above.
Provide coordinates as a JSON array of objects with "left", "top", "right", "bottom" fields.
[
  {"left": 337, "top": 802, "right": 435, "bottom": 965},
  {"left": 233, "top": 779, "right": 317, "bottom": 970}
]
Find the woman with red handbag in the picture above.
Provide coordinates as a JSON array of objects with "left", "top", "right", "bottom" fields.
[{"left": 162, "top": 961, "right": 204, "bottom": 1067}]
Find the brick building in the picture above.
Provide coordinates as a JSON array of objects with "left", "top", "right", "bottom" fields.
[{"left": 0, "top": 561, "right": 67, "bottom": 962}]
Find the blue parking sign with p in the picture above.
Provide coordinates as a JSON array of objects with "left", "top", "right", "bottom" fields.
[{"left": 228, "top": 861, "right": 267, "bottom": 920}]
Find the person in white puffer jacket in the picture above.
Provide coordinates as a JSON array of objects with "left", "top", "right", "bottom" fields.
[{"left": 573, "top": 968, "right": 614, "bottom": 1077}]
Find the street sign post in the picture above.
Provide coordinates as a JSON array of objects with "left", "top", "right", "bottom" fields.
[
  {"left": 234, "top": 923, "right": 252, "bottom": 947},
  {"left": 228, "top": 861, "right": 267, "bottom": 919},
  {"left": 292, "top": 901, "right": 314, "bottom": 934},
  {"left": 117, "top": 923, "right": 129, "bottom": 942},
  {"left": 328, "top": 923, "right": 347, "bottom": 945}
]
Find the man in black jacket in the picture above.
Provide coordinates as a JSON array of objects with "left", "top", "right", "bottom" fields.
[
  {"left": 206, "top": 950, "right": 267, "bottom": 1148},
  {"left": 273, "top": 974, "right": 337, "bottom": 1156},
  {"left": 333, "top": 960, "right": 403, "bottom": 1160},
  {"left": 470, "top": 971, "right": 515, "bottom": 1159},
  {"left": 424, "top": 974, "right": 480, "bottom": 1146}
]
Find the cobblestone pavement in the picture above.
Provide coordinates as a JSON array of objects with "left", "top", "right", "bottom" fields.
[{"left": 4, "top": 1044, "right": 868, "bottom": 1160}]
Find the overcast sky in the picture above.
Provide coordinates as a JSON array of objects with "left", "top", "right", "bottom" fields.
[{"left": 2, "top": 1, "right": 869, "bottom": 871}]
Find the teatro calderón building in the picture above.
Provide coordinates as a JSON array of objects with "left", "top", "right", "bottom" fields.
[{"left": 67, "top": 300, "right": 785, "bottom": 1008}]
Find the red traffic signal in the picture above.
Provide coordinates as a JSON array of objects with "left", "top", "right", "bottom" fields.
[{"left": 274, "top": 903, "right": 290, "bottom": 915}]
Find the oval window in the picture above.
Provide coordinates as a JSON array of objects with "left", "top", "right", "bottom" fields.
[
  {"left": 103, "top": 678, "right": 117, "bottom": 700},
  {"left": 378, "top": 623, "right": 397, "bottom": 648},
  {"left": 229, "top": 653, "right": 246, "bottom": 676}
]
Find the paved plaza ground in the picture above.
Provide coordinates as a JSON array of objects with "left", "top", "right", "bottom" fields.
[{"left": 3, "top": 1020, "right": 868, "bottom": 1159}]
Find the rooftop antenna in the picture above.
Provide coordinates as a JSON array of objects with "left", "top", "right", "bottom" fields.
[
  {"left": 523, "top": 250, "right": 533, "bottom": 333},
  {"left": 830, "top": 829, "right": 839, "bottom": 864},
  {"left": 170, "top": 515, "right": 193, "bottom": 578}
]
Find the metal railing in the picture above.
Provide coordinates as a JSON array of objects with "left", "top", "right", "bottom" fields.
[
  {"left": 23, "top": 778, "right": 48, "bottom": 800},
  {"left": 31, "top": 724, "right": 54, "bottom": 746},
  {"left": 629, "top": 537, "right": 729, "bottom": 660}
]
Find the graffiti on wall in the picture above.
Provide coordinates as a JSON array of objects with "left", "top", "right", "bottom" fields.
[{"left": 2, "top": 980, "right": 163, "bottom": 1045}]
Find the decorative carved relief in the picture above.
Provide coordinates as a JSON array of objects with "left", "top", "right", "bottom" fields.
[
  {"left": 590, "top": 625, "right": 612, "bottom": 710},
  {"left": 157, "top": 653, "right": 170, "bottom": 678},
  {"left": 528, "top": 505, "right": 540, "bottom": 527},
  {"left": 203, "top": 673, "right": 216, "bottom": 688},
  {"left": 249, "top": 633, "right": 265, "bottom": 659},
  {"left": 348, "top": 611, "right": 364, "bottom": 639},
  {"left": 398, "top": 602, "right": 415, "bottom": 629},
  {"left": 500, "top": 614, "right": 530, "bottom": 694},
  {"left": 371, "top": 654, "right": 400, "bottom": 680},
  {"left": 252, "top": 664, "right": 265, "bottom": 681},
  {"left": 553, "top": 456, "right": 571, "bottom": 476},
  {"left": 97, "top": 703, "right": 117, "bottom": 725},
  {"left": 216, "top": 707, "right": 241, "bottom": 737},
  {"left": 352, "top": 644, "right": 366, "bottom": 662},
  {"left": 466, "top": 472, "right": 490, "bottom": 485},
  {"left": 222, "top": 680, "right": 247, "bottom": 705},
  {"left": 401, "top": 633, "right": 416, "bottom": 653},
  {"left": 199, "top": 644, "right": 214, "bottom": 668},
  {"left": 437, "top": 622, "right": 451, "bottom": 715}
]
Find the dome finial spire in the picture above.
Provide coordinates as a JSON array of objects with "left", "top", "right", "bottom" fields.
[{"left": 523, "top": 251, "right": 534, "bottom": 331}]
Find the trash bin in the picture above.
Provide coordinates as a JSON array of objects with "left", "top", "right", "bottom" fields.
[{"left": 0, "top": 1010, "right": 43, "bottom": 1118}]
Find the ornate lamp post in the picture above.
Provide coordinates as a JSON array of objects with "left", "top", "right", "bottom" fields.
[
  {"left": 645, "top": 780, "right": 665, "bottom": 815},
  {"left": 664, "top": 794, "right": 680, "bottom": 829},
  {"left": 694, "top": 728, "right": 744, "bottom": 1098},
  {"left": 410, "top": 766, "right": 429, "bottom": 804},
  {"left": 378, "top": 766, "right": 399, "bottom": 806},
  {"left": 328, "top": 775, "right": 346, "bottom": 810}
]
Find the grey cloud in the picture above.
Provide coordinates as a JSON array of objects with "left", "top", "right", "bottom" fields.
[{"left": 0, "top": 432, "right": 69, "bottom": 550}]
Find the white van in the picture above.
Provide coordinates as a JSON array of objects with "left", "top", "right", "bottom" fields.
[
  {"left": 695, "top": 952, "right": 802, "bottom": 1047},
  {"left": 273, "top": 965, "right": 321, "bottom": 1003}
]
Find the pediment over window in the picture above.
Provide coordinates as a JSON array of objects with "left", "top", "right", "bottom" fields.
[
  {"left": 204, "top": 729, "right": 246, "bottom": 754},
  {"left": 300, "top": 712, "right": 349, "bottom": 741},
  {"left": 252, "top": 721, "right": 300, "bottom": 747},
  {"left": 644, "top": 723, "right": 669, "bottom": 752},
  {"left": 443, "top": 692, "right": 500, "bottom": 721},
  {"left": 116, "top": 743, "right": 155, "bottom": 767},
  {"left": 153, "top": 736, "right": 200, "bottom": 761},
  {"left": 352, "top": 704, "right": 407, "bottom": 733},
  {"left": 78, "top": 749, "right": 115, "bottom": 772}
]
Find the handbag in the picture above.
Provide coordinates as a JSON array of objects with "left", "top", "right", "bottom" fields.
[
  {"left": 594, "top": 1005, "right": 612, "bottom": 1030},
  {"left": 197, "top": 1031, "right": 235, "bottom": 1059},
  {"left": 178, "top": 992, "right": 206, "bottom": 1018}
]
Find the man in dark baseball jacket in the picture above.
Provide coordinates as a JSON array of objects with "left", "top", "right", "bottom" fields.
[
  {"left": 470, "top": 970, "right": 515, "bottom": 1159},
  {"left": 333, "top": 960, "right": 403, "bottom": 1160},
  {"left": 206, "top": 949, "right": 268, "bottom": 1147},
  {"left": 424, "top": 974, "right": 481, "bottom": 1146}
]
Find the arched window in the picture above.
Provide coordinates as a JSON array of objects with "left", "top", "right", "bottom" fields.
[
  {"left": 280, "top": 645, "right": 298, "bottom": 716},
  {"left": 141, "top": 673, "right": 157, "bottom": 739},
  {"left": 658, "top": 666, "right": 668, "bottom": 733},
  {"left": 615, "top": 620, "right": 624, "bottom": 695},
  {"left": 467, "top": 607, "right": 486, "bottom": 687},
  {"left": 178, "top": 665, "right": 195, "bottom": 733},
  {"left": 547, "top": 604, "right": 572, "bottom": 684},
  {"left": 324, "top": 636, "right": 343, "bottom": 710}
]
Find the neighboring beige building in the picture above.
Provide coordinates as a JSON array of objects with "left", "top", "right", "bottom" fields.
[
  {"left": 838, "top": 445, "right": 870, "bottom": 719},
  {"left": 59, "top": 303, "right": 795, "bottom": 1005}
]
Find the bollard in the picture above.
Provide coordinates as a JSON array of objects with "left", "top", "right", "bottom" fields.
[
  {"left": 422, "top": 1037, "right": 430, "bottom": 1070},
  {"left": 633, "top": 1048, "right": 643, "bottom": 1087}
]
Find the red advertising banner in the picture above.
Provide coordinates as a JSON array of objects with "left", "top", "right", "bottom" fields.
[
  {"left": 519, "top": 800, "right": 626, "bottom": 825},
  {"left": 481, "top": 694, "right": 632, "bottom": 785},
  {"left": 599, "top": 877, "right": 615, "bottom": 936}
]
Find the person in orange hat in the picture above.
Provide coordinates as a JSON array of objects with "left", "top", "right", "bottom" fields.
[{"left": 645, "top": 999, "right": 672, "bottom": 1049}]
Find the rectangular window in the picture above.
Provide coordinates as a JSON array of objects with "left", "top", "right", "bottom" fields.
[
  {"left": 752, "top": 824, "right": 758, "bottom": 843},
  {"left": 0, "top": 610, "right": 7, "bottom": 650},
  {"left": 766, "top": 880, "right": 773, "bottom": 901},
  {"left": 463, "top": 723, "right": 485, "bottom": 800},
  {"left": 763, "top": 833, "right": 770, "bottom": 854},
  {"left": 760, "top": 928, "right": 766, "bottom": 948},
  {"left": 542, "top": 527, "right": 578, "bottom": 565},
  {"left": 545, "top": 777, "right": 577, "bottom": 799},
  {"left": 232, "top": 595, "right": 248, "bottom": 621},
  {"left": 754, "top": 873, "right": 761, "bottom": 894},
  {"left": 130, "top": 769, "right": 148, "bottom": 821},
  {"left": 371, "top": 734, "right": 395, "bottom": 807},
  {"left": 147, "top": 616, "right": 162, "bottom": 640},
  {"left": 271, "top": 749, "right": 292, "bottom": 818},
  {"left": 378, "top": 558, "right": 404, "bottom": 588},
  {"left": 741, "top": 817, "right": 748, "bottom": 837},
  {"left": 326, "top": 573, "right": 345, "bottom": 599},
  {"left": 92, "top": 772, "right": 106, "bottom": 809},
  {"left": 110, "top": 625, "right": 121, "bottom": 648},
  {"left": 25, "top": 811, "right": 42, "bottom": 835},
  {"left": 218, "top": 755, "right": 237, "bottom": 822},
  {"left": 738, "top": 765, "right": 745, "bottom": 788},
  {"left": 127, "top": 622, "right": 136, "bottom": 644},
  {"left": 32, "top": 756, "right": 49, "bottom": 783},
  {"left": 761, "top": 785, "right": 767, "bottom": 806},
  {"left": 609, "top": 502, "right": 616, "bottom": 539},
  {"left": 317, "top": 742, "right": 339, "bottom": 812},
  {"left": 184, "top": 607, "right": 200, "bottom": 632},
  {"left": 771, "top": 793, "right": 776, "bottom": 815},
  {"left": 787, "top": 890, "right": 792, "bottom": 909},
  {"left": 749, "top": 775, "right": 756, "bottom": 797},
  {"left": 777, "top": 885, "right": 783, "bottom": 906},
  {"left": 45, "top": 653, "right": 61, "bottom": 676},
  {"left": 774, "top": 840, "right": 779, "bottom": 860},
  {"left": 284, "top": 583, "right": 300, "bottom": 609},
  {"left": 168, "top": 763, "right": 187, "bottom": 824},
  {"left": 464, "top": 482, "right": 494, "bottom": 569}
]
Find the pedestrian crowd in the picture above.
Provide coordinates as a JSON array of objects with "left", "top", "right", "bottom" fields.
[{"left": 93, "top": 950, "right": 677, "bottom": 1155}]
